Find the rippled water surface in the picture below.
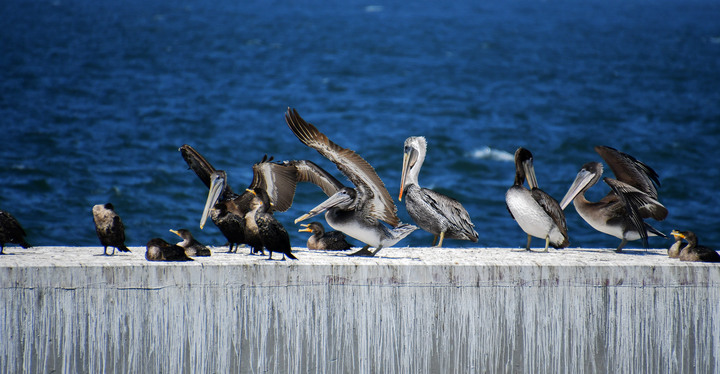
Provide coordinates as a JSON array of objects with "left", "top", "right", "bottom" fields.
[{"left": 2, "top": 0, "right": 719, "bottom": 250}]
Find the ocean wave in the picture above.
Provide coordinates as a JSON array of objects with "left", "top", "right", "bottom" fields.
[{"left": 469, "top": 146, "right": 514, "bottom": 162}]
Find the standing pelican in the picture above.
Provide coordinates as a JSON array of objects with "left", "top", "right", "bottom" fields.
[
  {"left": 170, "top": 229, "right": 211, "bottom": 257},
  {"left": 672, "top": 230, "right": 720, "bottom": 263},
  {"left": 399, "top": 136, "right": 478, "bottom": 247},
  {"left": 505, "top": 148, "right": 568, "bottom": 252},
  {"left": 286, "top": 108, "right": 417, "bottom": 257},
  {"left": 559, "top": 146, "right": 668, "bottom": 252},
  {"left": 0, "top": 209, "right": 31, "bottom": 255},
  {"left": 299, "top": 221, "right": 353, "bottom": 250},
  {"left": 92, "top": 203, "right": 130, "bottom": 256}
]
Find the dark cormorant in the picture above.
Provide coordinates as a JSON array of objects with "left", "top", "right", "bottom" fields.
[
  {"left": 286, "top": 108, "right": 417, "bottom": 257},
  {"left": 399, "top": 136, "right": 478, "bottom": 247},
  {"left": 299, "top": 221, "right": 352, "bottom": 250},
  {"left": 245, "top": 188, "right": 297, "bottom": 260},
  {"left": 0, "top": 209, "right": 31, "bottom": 255},
  {"left": 672, "top": 230, "right": 720, "bottom": 263},
  {"left": 560, "top": 145, "right": 667, "bottom": 252},
  {"left": 170, "top": 229, "right": 211, "bottom": 257},
  {"left": 145, "top": 238, "right": 193, "bottom": 262},
  {"left": 92, "top": 203, "right": 130, "bottom": 256},
  {"left": 505, "top": 148, "right": 568, "bottom": 252}
]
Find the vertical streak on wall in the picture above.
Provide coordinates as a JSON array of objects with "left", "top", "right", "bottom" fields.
[{"left": 1, "top": 263, "right": 718, "bottom": 373}]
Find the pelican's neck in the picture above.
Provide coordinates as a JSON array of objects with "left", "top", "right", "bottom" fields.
[
  {"left": 513, "top": 167, "right": 525, "bottom": 187},
  {"left": 405, "top": 147, "right": 425, "bottom": 188}
]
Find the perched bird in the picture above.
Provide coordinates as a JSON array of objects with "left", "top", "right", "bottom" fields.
[
  {"left": 145, "top": 238, "right": 193, "bottom": 262},
  {"left": 245, "top": 188, "right": 297, "bottom": 260},
  {"left": 0, "top": 209, "right": 31, "bottom": 255},
  {"left": 668, "top": 230, "right": 683, "bottom": 259},
  {"left": 672, "top": 230, "right": 720, "bottom": 263},
  {"left": 505, "top": 148, "right": 568, "bottom": 252},
  {"left": 286, "top": 108, "right": 417, "bottom": 257},
  {"left": 399, "top": 136, "right": 478, "bottom": 247},
  {"left": 560, "top": 146, "right": 668, "bottom": 252},
  {"left": 299, "top": 221, "right": 352, "bottom": 250},
  {"left": 181, "top": 145, "right": 294, "bottom": 253},
  {"left": 180, "top": 145, "right": 338, "bottom": 254},
  {"left": 170, "top": 229, "right": 211, "bottom": 256},
  {"left": 92, "top": 203, "right": 130, "bottom": 256}
]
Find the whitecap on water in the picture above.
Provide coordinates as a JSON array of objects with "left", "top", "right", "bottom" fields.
[{"left": 469, "top": 146, "right": 514, "bottom": 162}]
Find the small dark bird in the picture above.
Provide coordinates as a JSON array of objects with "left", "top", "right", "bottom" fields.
[
  {"left": 0, "top": 209, "right": 31, "bottom": 254},
  {"left": 145, "top": 238, "right": 193, "bottom": 262},
  {"left": 672, "top": 230, "right": 720, "bottom": 263},
  {"left": 246, "top": 188, "right": 297, "bottom": 260},
  {"left": 209, "top": 199, "right": 246, "bottom": 253},
  {"left": 170, "top": 229, "right": 211, "bottom": 257},
  {"left": 92, "top": 203, "right": 130, "bottom": 256},
  {"left": 298, "top": 221, "right": 352, "bottom": 250}
]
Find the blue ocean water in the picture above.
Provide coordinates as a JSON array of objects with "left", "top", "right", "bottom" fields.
[{"left": 1, "top": 0, "right": 719, "bottom": 250}]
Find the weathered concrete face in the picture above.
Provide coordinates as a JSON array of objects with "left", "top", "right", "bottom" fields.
[{"left": 1, "top": 247, "right": 718, "bottom": 373}]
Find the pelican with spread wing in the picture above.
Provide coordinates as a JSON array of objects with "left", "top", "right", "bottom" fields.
[
  {"left": 285, "top": 108, "right": 417, "bottom": 257},
  {"left": 559, "top": 145, "right": 667, "bottom": 252}
]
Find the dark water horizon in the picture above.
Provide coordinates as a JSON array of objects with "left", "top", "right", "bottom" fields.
[{"left": 2, "top": 0, "right": 719, "bottom": 251}]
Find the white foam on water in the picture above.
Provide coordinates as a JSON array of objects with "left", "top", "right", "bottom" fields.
[{"left": 470, "top": 146, "right": 514, "bottom": 162}]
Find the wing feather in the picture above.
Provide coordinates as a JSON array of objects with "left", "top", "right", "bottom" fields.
[
  {"left": 249, "top": 158, "right": 298, "bottom": 212},
  {"left": 284, "top": 160, "right": 344, "bottom": 197},
  {"left": 595, "top": 145, "right": 661, "bottom": 199},
  {"left": 531, "top": 188, "right": 568, "bottom": 241},
  {"left": 285, "top": 108, "right": 399, "bottom": 226}
]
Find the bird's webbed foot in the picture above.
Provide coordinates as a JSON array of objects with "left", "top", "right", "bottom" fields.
[{"left": 348, "top": 245, "right": 377, "bottom": 257}]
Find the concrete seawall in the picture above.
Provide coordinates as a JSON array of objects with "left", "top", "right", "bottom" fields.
[{"left": 1, "top": 246, "right": 718, "bottom": 373}]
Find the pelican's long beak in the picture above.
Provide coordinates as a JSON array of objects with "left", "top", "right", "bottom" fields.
[
  {"left": 522, "top": 157, "right": 538, "bottom": 190},
  {"left": 559, "top": 169, "right": 595, "bottom": 210},
  {"left": 294, "top": 191, "right": 353, "bottom": 224},
  {"left": 399, "top": 152, "right": 411, "bottom": 201},
  {"left": 200, "top": 173, "right": 225, "bottom": 229}
]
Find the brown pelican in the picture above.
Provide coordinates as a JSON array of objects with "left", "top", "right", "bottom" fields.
[
  {"left": 672, "top": 230, "right": 720, "bottom": 263},
  {"left": 0, "top": 209, "right": 31, "bottom": 255},
  {"left": 505, "top": 148, "right": 568, "bottom": 252},
  {"left": 299, "top": 221, "right": 353, "bottom": 250},
  {"left": 286, "top": 108, "right": 417, "bottom": 257},
  {"left": 668, "top": 230, "right": 683, "bottom": 258},
  {"left": 399, "top": 136, "right": 478, "bottom": 247},
  {"left": 245, "top": 188, "right": 297, "bottom": 260},
  {"left": 559, "top": 145, "right": 668, "bottom": 252},
  {"left": 145, "top": 238, "right": 193, "bottom": 261},
  {"left": 170, "top": 229, "right": 211, "bottom": 256},
  {"left": 92, "top": 203, "right": 130, "bottom": 256}
]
